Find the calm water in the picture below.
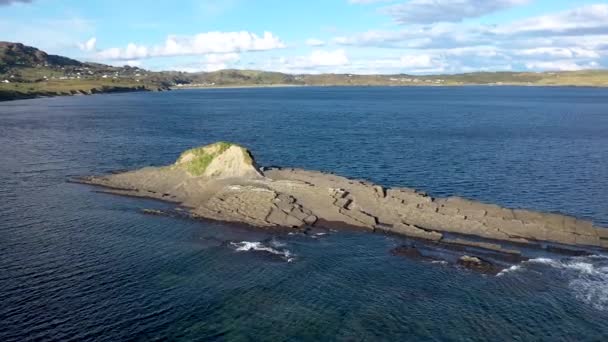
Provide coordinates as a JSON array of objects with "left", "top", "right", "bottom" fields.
[{"left": 1, "top": 87, "right": 608, "bottom": 341}]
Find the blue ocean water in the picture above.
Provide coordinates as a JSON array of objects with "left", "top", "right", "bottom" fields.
[{"left": 1, "top": 86, "right": 607, "bottom": 341}]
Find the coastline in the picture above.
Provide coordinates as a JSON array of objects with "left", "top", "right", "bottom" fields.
[
  {"left": 0, "top": 83, "right": 608, "bottom": 102},
  {"left": 171, "top": 83, "right": 608, "bottom": 91},
  {"left": 0, "top": 85, "right": 168, "bottom": 102},
  {"left": 2, "top": 83, "right": 607, "bottom": 102}
]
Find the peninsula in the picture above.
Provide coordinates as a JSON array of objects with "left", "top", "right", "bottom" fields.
[
  {"left": 3, "top": 41, "right": 608, "bottom": 101},
  {"left": 78, "top": 142, "right": 608, "bottom": 271}
]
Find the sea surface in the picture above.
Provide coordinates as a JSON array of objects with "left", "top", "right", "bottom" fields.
[{"left": 1, "top": 86, "right": 608, "bottom": 341}]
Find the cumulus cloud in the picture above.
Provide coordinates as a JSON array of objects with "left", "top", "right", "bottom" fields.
[
  {"left": 493, "top": 4, "right": 608, "bottom": 36},
  {"left": 329, "top": 3, "right": 608, "bottom": 72},
  {"left": 0, "top": 0, "right": 33, "bottom": 5},
  {"left": 97, "top": 31, "right": 285, "bottom": 60},
  {"left": 383, "top": 0, "right": 530, "bottom": 24},
  {"left": 78, "top": 37, "right": 97, "bottom": 52},
  {"left": 305, "top": 38, "right": 325, "bottom": 47}
]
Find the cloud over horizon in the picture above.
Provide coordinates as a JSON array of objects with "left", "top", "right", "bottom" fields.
[
  {"left": 2, "top": 1, "right": 607, "bottom": 74},
  {"left": 96, "top": 31, "right": 285, "bottom": 60},
  {"left": 327, "top": 4, "right": 608, "bottom": 73}
]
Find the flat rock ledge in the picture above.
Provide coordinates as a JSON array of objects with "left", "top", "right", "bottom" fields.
[{"left": 78, "top": 142, "right": 608, "bottom": 254}]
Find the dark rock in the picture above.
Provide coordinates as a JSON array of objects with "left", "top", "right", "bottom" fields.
[
  {"left": 544, "top": 245, "right": 591, "bottom": 256},
  {"left": 457, "top": 255, "right": 500, "bottom": 274}
]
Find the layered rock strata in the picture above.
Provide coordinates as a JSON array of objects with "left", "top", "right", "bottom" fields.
[{"left": 79, "top": 142, "right": 608, "bottom": 252}]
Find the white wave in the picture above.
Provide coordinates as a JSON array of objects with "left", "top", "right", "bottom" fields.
[
  {"left": 496, "top": 264, "right": 522, "bottom": 277},
  {"left": 527, "top": 257, "right": 559, "bottom": 266},
  {"left": 525, "top": 256, "right": 608, "bottom": 311},
  {"left": 230, "top": 241, "right": 294, "bottom": 262}
]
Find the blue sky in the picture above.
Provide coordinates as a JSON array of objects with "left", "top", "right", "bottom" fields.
[{"left": 1, "top": 0, "right": 607, "bottom": 74}]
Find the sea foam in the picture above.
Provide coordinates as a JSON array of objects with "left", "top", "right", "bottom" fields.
[
  {"left": 524, "top": 256, "right": 608, "bottom": 311},
  {"left": 230, "top": 240, "right": 294, "bottom": 262}
]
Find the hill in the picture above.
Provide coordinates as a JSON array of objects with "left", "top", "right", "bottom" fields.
[
  {"left": 2, "top": 41, "right": 608, "bottom": 101},
  {"left": 0, "top": 42, "right": 82, "bottom": 70}
]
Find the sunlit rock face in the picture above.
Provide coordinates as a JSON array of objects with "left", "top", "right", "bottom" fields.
[{"left": 174, "top": 142, "right": 262, "bottom": 179}]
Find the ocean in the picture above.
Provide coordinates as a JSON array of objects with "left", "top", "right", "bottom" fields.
[{"left": 1, "top": 86, "right": 607, "bottom": 341}]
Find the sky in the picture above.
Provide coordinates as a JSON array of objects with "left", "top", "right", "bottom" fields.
[{"left": 1, "top": 0, "right": 608, "bottom": 74}]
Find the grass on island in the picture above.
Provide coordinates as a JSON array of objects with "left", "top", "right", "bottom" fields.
[
  {"left": 176, "top": 142, "right": 233, "bottom": 176},
  {"left": 174, "top": 142, "right": 255, "bottom": 176}
]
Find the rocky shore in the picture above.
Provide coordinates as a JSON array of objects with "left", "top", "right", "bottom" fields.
[
  {"left": 78, "top": 142, "right": 608, "bottom": 272},
  {"left": 0, "top": 85, "right": 169, "bottom": 102}
]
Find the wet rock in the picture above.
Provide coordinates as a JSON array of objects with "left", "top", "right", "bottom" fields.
[
  {"left": 141, "top": 209, "right": 165, "bottom": 216},
  {"left": 457, "top": 255, "right": 500, "bottom": 274}
]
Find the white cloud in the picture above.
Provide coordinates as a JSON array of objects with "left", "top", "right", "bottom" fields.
[
  {"left": 255, "top": 50, "right": 453, "bottom": 74},
  {"left": 399, "top": 54, "right": 438, "bottom": 69},
  {"left": 333, "top": 23, "right": 473, "bottom": 49},
  {"left": 305, "top": 38, "right": 325, "bottom": 47},
  {"left": 516, "top": 47, "right": 600, "bottom": 59},
  {"left": 445, "top": 46, "right": 501, "bottom": 57},
  {"left": 78, "top": 37, "right": 97, "bottom": 52},
  {"left": 257, "top": 50, "right": 350, "bottom": 74},
  {"left": 383, "top": 0, "right": 530, "bottom": 24},
  {"left": 329, "top": 3, "right": 608, "bottom": 73},
  {"left": 494, "top": 4, "right": 608, "bottom": 36},
  {"left": 163, "top": 53, "right": 241, "bottom": 73},
  {"left": 97, "top": 31, "right": 285, "bottom": 60},
  {"left": 307, "top": 49, "right": 350, "bottom": 66},
  {"left": 525, "top": 60, "right": 599, "bottom": 71},
  {"left": 203, "top": 53, "right": 240, "bottom": 71}
]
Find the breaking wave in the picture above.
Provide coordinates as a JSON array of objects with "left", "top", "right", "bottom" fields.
[
  {"left": 230, "top": 240, "right": 294, "bottom": 262},
  {"left": 529, "top": 256, "right": 608, "bottom": 311},
  {"left": 500, "top": 255, "right": 608, "bottom": 311},
  {"left": 496, "top": 264, "right": 522, "bottom": 277}
]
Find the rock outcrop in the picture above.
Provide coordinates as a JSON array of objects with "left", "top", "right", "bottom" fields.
[
  {"left": 78, "top": 142, "right": 608, "bottom": 254},
  {"left": 173, "top": 142, "right": 261, "bottom": 178}
]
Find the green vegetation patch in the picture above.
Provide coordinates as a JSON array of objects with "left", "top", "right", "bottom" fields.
[{"left": 176, "top": 142, "right": 234, "bottom": 176}]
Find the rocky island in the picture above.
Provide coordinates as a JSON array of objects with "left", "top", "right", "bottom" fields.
[{"left": 78, "top": 142, "right": 608, "bottom": 271}]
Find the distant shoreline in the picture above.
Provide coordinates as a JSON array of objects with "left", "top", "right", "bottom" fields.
[
  {"left": 2, "top": 83, "right": 608, "bottom": 102},
  {"left": 0, "top": 86, "right": 166, "bottom": 102},
  {"left": 171, "top": 83, "right": 608, "bottom": 91}
]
